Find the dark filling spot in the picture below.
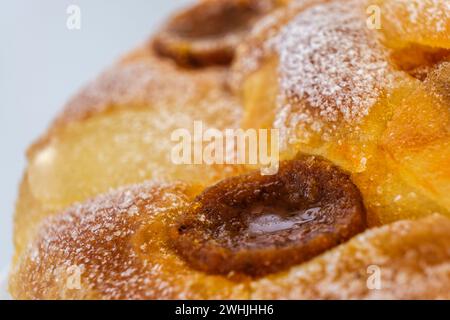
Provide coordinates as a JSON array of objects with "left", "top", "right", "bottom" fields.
[
  {"left": 168, "top": 2, "right": 260, "bottom": 39},
  {"left": 425, "top": 62, "right": 450, "bottom": 103},
  {"left": 153, "top": 0, "right": 275, "bottom": 67},
  {"left": 170, "top": 156, "right": 367, "bottom": 277}
]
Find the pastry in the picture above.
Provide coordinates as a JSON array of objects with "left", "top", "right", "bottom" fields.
[{"left": 9, "top": 0, "right": 450, "bottom": 299}]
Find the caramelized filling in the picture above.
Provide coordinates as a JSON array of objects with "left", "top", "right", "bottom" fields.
[
  {"left": 390, "top": 45, "right": 450, "bottom": 81},
  {"left": 425, "top": 61, "right": 450, "bottom": 103},
  {"left": 171, "top": 156, "right": 366, "bottom": 277},
  {"left": 153, "top": 0, "right": 275, "bottom": 67}
]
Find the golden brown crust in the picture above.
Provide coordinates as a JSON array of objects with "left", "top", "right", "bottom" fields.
[
  {"left": 27, "top": 55, "right": 237, "bottom": 159},
  {"left": 231, "top": 0, "right": 331, "bottom": 91},
  {"left": 15, "top": 58, "right": 246, "bottom": 273},
  {"left": 234, "top": 0, "right": 450, "bottom": 226},
  {"left": 251, "top": 214, "right": 450, "bottom": 299},
  {"left": 10, "top": 180, "right": 450, "bottom": 299},
  {"left": 15, "top": 38, "right": 247, "bottom": 275},
  {"left": 172, "top": 156, "right": 366, "bottom": 277},
  {"left": 10, "top": 181, "right": 250, "bottom": 299},
  {"left": 10, "top": 0, "right": 450, "bottom": 300}
]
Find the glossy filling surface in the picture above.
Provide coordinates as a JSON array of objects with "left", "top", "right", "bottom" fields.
[
  {"left": 153, "top": 0, "right": 275, "bottom": 67},
  {"left": 172, "top": 156, "right": 366, "bottom": 277}
]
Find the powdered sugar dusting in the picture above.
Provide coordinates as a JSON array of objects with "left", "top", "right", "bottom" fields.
[
  {"left": 232, "top": 0, "right": 323, "bottom": 89},
  {"left": 57, "top": 58, "right": 242, "bottom": 130},
  {"left": 10, "top": 181, "right": 249, "bottom": 299},
  {"left": 233, "top": 0, "right": 392, "bottom": 146},
  {"left": 251, "top": 214, "right": 450, "bottom": 299},
  {"left": 275, "top": 1, "right": 389, "bottom": 126}
]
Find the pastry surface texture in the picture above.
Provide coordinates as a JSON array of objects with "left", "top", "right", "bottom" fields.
[{"left": 9, "top": 0, "right": 450, "bottom": 299}]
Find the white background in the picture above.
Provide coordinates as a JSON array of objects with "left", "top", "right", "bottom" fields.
[{"left": 0, "top": 0, "right": 192, "bottom": 272}]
